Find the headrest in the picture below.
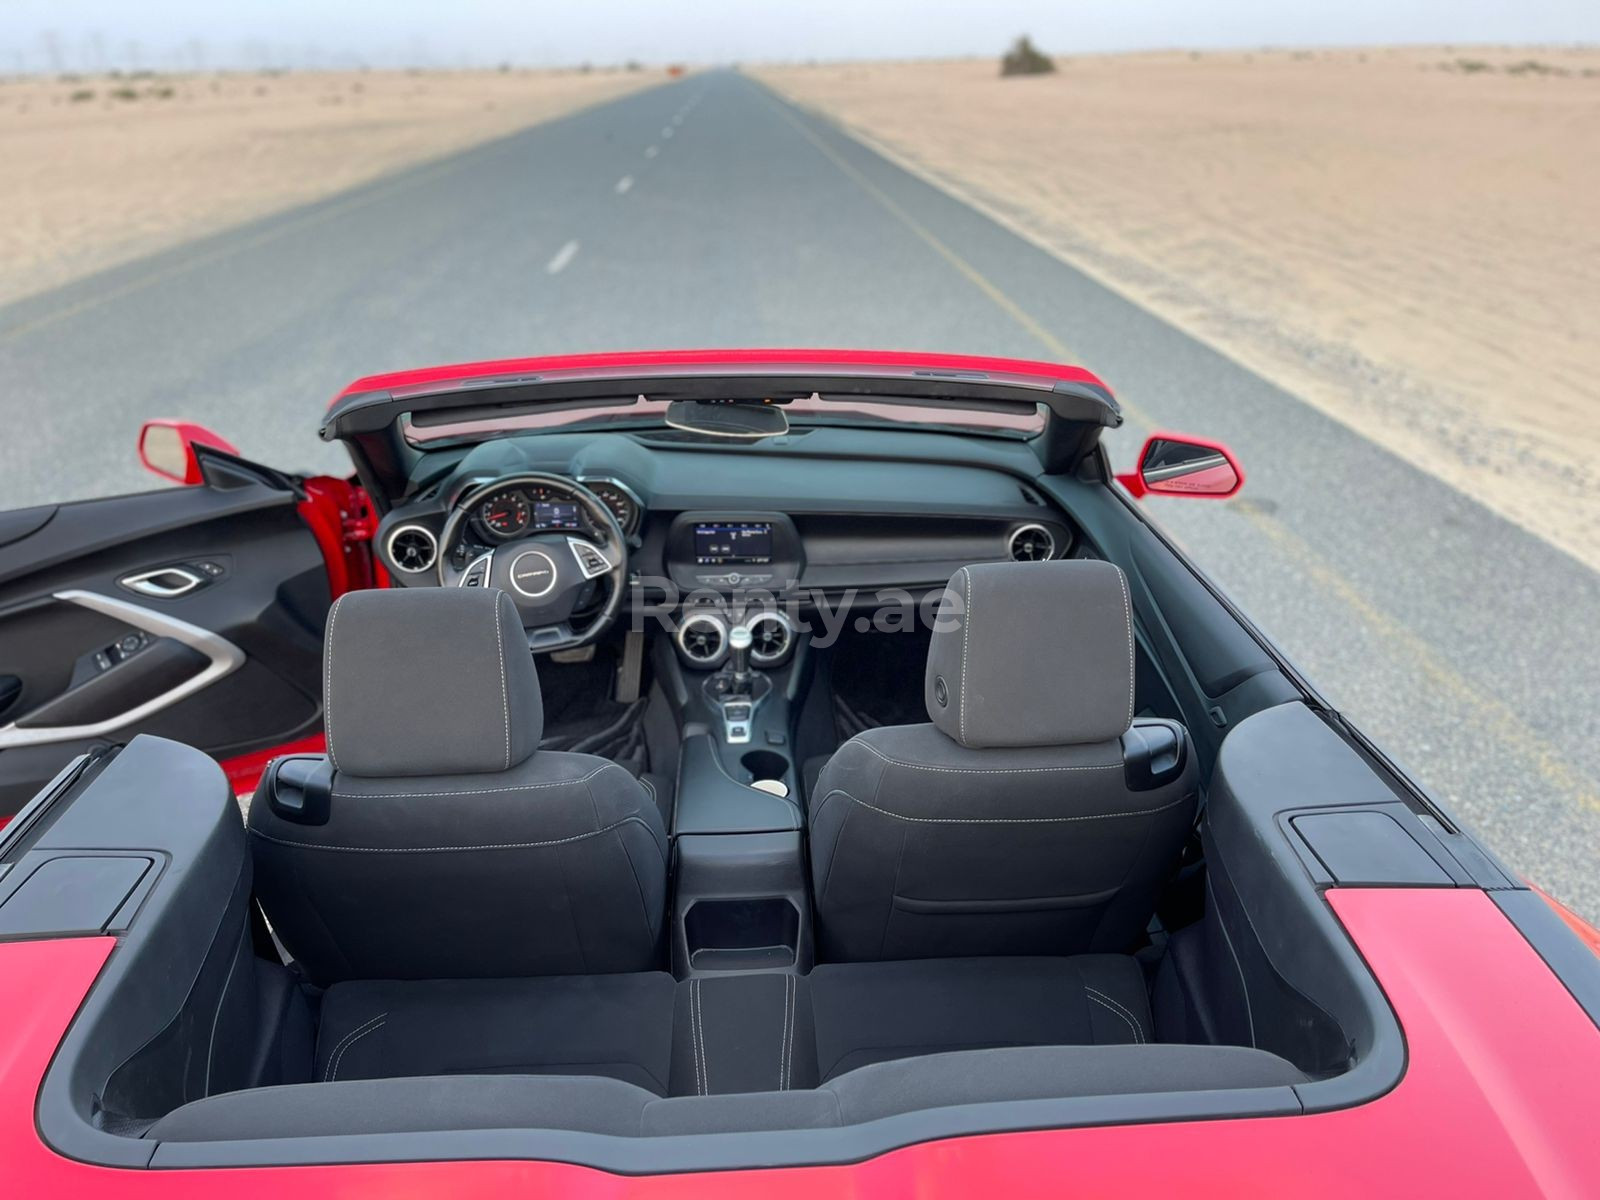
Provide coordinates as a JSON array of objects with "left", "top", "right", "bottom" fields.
[
  {"left": 323, "top": 588, "right": 543, "bottom": 778},
  {"left": 924, "top": 560, "right": 1134, "bottom": 748}
]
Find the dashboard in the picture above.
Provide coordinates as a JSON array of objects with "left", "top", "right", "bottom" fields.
[{"left": 374, "top": 432, "right": 1078, "bottom": 596}]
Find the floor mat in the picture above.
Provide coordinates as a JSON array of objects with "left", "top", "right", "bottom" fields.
[{"left": 537, "top": 649, "right": 650, "bottom": 773}]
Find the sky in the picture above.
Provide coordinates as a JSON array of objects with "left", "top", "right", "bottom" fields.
[{"left": 2, "top": 0, "right": 1597, "bottom": 73}]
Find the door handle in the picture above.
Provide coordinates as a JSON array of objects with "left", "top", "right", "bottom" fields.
[
  {"left": 120, "top": 567, "right": 203, "bottom": 598},
  {"left": 0, "top": 591, "right": 244, "bottom": 750}
]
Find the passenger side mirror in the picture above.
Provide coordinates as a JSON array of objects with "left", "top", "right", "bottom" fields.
[
  {"left": 137, "top": 420, "right": 240, "bottom": 486},
  {"left": 1116, "top": 432, "right": 1244, "bottom": 500}
]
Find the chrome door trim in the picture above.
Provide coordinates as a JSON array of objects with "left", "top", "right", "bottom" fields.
[{"left": 0, "top": 590, "right": 246, "bottom": 750}]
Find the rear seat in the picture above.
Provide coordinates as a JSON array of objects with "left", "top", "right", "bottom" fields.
[
  {"left": 809, "top": 955, "right": 1153, "bottom": 1082},
  {"left": 306, "top": 953, "right": 1152, "bottom": 1101},
  {"left": 315, "top": 973, "right": 678, "bottom": 1094}
]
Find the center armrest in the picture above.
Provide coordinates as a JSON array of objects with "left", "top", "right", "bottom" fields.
[{"left": 673, "top": 732, "right": 802, "bottom": 836}]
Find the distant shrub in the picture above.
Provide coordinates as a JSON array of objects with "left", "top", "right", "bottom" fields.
[
  {"left": 1000, "top": 36, "right": 1055, "bottom": 77},
  {"left": 110, "top": 86, "right": 139, "bottom": 101},
  {"left": 1506, "top": 59, "right": 1567, "bottom": 76},
  {"left": 625, "top": 60, "right": 643, "bottom": 72},
  {"left": 69, "top": 88, "right": 95, "bottom": 103},
  {"left": 150, "top": 85, "right": 175, "bottom": 99},
  {"left": 1454, "top": 59, "right": 1493, "bottom": 74}
]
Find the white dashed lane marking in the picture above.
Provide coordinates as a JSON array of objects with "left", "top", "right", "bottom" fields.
[
  {"left": 615, "top": 175, "right": 634, "bottom": 195},
  {"left": 545, "top": 240, "right": 580, "bottom": 274},
  {"left": 645, "top": 145, "right": 659, "bottom": 158},
  {"left": 661, "top": 127, "right": 674, "bottom": 139}
]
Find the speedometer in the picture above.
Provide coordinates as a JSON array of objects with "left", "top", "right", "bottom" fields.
[
  {"left": 585, "top": 481, "right": 639, "bottom": 535},
  {"left": 478, "top": 492, "right": 531, "bottom": 537}
]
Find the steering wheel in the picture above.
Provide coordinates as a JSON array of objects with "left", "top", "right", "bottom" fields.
[{"left": 435, "top": 474, "right": 629, "bottom": 654}]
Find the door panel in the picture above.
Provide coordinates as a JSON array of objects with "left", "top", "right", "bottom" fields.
[{"left": 0, "top": 479, "right": 332, "bottom": 817}]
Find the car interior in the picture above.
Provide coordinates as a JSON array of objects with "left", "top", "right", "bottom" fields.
[{"left": 1, "top": 374, "right": 1478, "bottom": 1172}]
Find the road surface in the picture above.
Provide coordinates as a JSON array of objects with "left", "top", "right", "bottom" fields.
[{"left": 1, "top": 70, "right": 1596, "bottom": 918}]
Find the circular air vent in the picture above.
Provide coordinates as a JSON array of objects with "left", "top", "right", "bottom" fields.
[
  {"left": 385, "top": 524, "right": 438, "bottom": 574},
  {"left": 748, "top": 614, "right": 800, "bottom": 672},
  {"left": 676, "top": 611, "right": 728, "bottom": 667},
  {"left": 745, "top": 612, "right": 794, "bottom": 666},
  {"left": 1008, "top": 523, "right": 1056, "bottom": 562}
]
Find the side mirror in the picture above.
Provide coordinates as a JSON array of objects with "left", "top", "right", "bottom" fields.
[
  {"left": 138, "top": 420, "right": 240, "bottom": 486},
  {"left": 1116, "top": 432, "right": 1244, "bottom": 500}
]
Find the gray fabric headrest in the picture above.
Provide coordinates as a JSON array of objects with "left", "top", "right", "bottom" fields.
[
  {"left": 924, "top": 560, "right": 1134, "bottom": 748},
  {"left": 323, "top": 588, "right": 543, "bottom": 778}
]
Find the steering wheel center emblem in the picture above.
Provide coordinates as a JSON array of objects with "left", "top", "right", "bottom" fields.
[{"left": 508, "top": 549, "right": 559, "bottom": 599}]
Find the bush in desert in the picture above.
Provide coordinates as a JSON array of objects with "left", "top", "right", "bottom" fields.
[{"left": 1001, "top": 36, "right": 1056, "bottom": 77}]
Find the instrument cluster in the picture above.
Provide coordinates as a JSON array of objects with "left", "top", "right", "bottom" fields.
[{"left": 466, "top": 477, "right": 640, "bottom": 544}]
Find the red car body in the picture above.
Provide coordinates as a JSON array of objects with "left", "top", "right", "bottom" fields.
[
  {"left": 4, "top": 889, "right": 1597, "bottom": 1196},
  {"left": 2, "top": 350, "right": 1597, "bottom": 1197}
]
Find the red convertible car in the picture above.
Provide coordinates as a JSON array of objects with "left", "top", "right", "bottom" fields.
[{"left": 0, "top": 350, "right": 1596, "bottom": 1197}]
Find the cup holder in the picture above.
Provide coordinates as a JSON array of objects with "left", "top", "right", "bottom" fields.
[{"left": 740, "top": 749, "right": 790, "bottom": 787}]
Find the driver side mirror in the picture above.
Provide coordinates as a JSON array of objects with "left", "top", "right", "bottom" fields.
[
  {"left": 138, "top": 420, "right": 240, "bottom": 486},
  {"left": 1116, "top": 432, "right": 1244, "bottom": 500}
]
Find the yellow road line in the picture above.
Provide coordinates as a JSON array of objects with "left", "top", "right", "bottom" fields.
[
  {"left": 768, "top": 92, "right": 1598, "bottom": 819},
  {"left": 764, "top": 97, "right": 1079, "bottom": 364}
]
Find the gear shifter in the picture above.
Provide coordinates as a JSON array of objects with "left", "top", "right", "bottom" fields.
[{"left": 728, "top": 624, "right": 753, "bottom": 693}]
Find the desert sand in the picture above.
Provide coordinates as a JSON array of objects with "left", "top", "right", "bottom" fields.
[
  {"left": 758, "top": 48, "right": 1600, "bottom": 569},
  {"left": 0, "top": 68, "right": 654, "bottom": 307}
]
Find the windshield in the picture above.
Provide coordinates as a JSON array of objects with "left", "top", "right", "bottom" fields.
[{"left": 401, "top": 393, "right": 1045, "bottom": 446}]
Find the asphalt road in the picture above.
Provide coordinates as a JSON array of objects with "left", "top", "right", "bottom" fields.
[{"left": 1, "top": 71, "right": 1596, "bottom": 919}]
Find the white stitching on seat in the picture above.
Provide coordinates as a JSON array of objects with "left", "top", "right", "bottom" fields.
[
  {"left": 692, "top": 980, "right": 707, "bottom": 1096},
  {"left": 494, "top": 593, "right": 510, "bottom": 770},
  {"left": 322, "top": 1012, "right": 387, "bottom": 1082},
  {"left": 1113, "top": 564, "right": 1135, "bottom": 730},
  {"left": 821, "top": 788, "right": 1189, "bottom": 825},
  {"left": 330, "top": 763, "right": 619, "bottom": 800},
  {"left": 850, "top": 738, "right": 1121, "bottom": 775},
  {"left": 1085, "top": 986, "right": 1145, "bottom": 1044},
  {"left": 1085, "top": 991, "right": 1141, "bottom": 1044},
  {"left": 958, "top": 566, "right": 972, "bottom": 746},
  {"left": 249, "top": 814, "right": 654, "bottom": 853},
  {"left": 322, "top": 595, "right": 346, "bottom": 771}
]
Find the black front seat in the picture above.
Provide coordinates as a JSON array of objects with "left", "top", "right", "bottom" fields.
[
  {"left": 809, "top": 560, "right": 1197, "bottom": 962},
  {"left": 249, "top": 587, "right": 669, "bottom": 983}
]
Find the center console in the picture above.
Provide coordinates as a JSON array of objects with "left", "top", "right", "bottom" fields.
[{"left": 656, "top": 519, "right": 816, "bottom": 977}]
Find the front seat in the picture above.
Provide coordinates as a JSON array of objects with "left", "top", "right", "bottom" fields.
[
  {"left": 248, "top": 587, "right": 669, "bottom": 983},
  {"left": 809, "top": 560, "right": 1197, "bottom": 962}
]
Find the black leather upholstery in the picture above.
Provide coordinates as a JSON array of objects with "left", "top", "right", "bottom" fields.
[
  {"left": 248, "top": 587, "right": 668, "bottom": 983},
  {"left": 810, "top": 561, "right": 1198, "bottom": 962}
]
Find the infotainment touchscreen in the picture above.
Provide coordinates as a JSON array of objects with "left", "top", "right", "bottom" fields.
[{"left": 693, "top": 522, "right": 774, "bottom": 565}]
